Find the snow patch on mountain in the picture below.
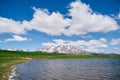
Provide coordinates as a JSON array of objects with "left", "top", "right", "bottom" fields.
[{"left": 37, "top": 45, "right": 88, "bottom": 54}]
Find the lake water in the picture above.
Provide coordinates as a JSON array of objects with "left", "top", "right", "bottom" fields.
[{"left": 10, "top": 59, "right": 120, "bottom": 80}]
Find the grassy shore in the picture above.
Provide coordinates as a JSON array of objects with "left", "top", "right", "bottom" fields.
[{"left": 0, "top": 50, "right": 120, "bottom": 80}]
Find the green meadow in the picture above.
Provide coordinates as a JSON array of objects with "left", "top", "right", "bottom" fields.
[{"left": 0, "top": 50, "right": 120, "bottom": 80}]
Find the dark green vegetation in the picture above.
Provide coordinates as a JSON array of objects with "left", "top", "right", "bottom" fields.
[{"left": 0, "top": 50, "right": 120, "bottom": 80}]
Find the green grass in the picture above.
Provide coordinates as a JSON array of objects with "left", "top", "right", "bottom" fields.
[{"left": 0, "top": 50, "right": 120, "bottom": 80}]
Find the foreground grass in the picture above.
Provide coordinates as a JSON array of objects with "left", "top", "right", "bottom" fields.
[{"left": 0, "top": 50, "right": 120, "bottom": 80}]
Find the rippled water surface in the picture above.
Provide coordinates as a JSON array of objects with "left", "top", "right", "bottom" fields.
[{"left": 11, "top": 59, "right": 120, "bottom": 80}]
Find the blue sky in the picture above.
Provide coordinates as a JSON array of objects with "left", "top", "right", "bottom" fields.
[{"left": 0, "top": 0, "right": 120, "bottom": 53}]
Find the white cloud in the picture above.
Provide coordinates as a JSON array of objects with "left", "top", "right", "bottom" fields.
[
  {"left": 0, "top": 17, "right": 25, "bottom": 34},
  {"left": 0, "top": 0, "right": 119, "bottom": 36},
  {"left": 42, "top": 39, "right": 66, "bottom": 47},
  {"left": 42, "top": 38, "right": 108, "bottom": 52},
  {"left": 23, "top": 7, "right": 70, "bottom": 36},
  {"left": 110, "top": 38, "right": 120, "bottom": 45},
  {"left": 99, "top": 38, "right": 107, "bottom": 42},
  {"left": 114, "top": 12, "right": 120, "bottom": 20},
  {"left": 65, "top": 0, "right": 119, "bottom": 35},
  {"left": 117, "top": 12, "right": 120, "bottom": 19},
  {"left": 5, "top": 35, "right": 29, "bottom": 42},
  {"left": 53, "top": 39, "right": 66, "bottom": 45},
  {"left": 112, "top": 12, "right": 120, "bottom": 21},
  {"left": 24, "top": 0, "right": 118, "bottom": 36}
]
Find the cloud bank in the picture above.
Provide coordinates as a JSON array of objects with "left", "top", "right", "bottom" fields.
[{"left": 0, "top": 0, "right": 119, "bottom": 36}]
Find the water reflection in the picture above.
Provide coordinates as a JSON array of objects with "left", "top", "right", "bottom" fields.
[{"left": 11, "top": 59, "right": 120, "bottom": 80}]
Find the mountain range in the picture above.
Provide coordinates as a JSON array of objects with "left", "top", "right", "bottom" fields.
[{"left": 37, "top": 45, "right": 88, "bottom": 54}]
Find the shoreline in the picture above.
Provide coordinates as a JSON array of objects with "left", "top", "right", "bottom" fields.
[
  {"left": 8, "top": 58, "right": 120, "bottom": 80},
  {"left": 8, "top": 59, "right": 32, "bottom": 80},
  {"left": 8, "top": 59, "right": 31, "bottom": 80},
  {"left": 2, "top": 58, "right": 120, "bottom": 80},
  {"left": 0, "top": 50, "right": 120, "bottom": 80},
  {"left": 9, "top": 65, "right": 16, "bottom": 80},
  {"left": 0, "top": 58, "right": 31, "bottom": 80}
]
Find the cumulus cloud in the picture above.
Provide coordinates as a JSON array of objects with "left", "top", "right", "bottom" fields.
[
  {"left": 114, "top": 12, "right": 120, "bottom": 20},
  {"left": 5, "top": 35, "right": 29, "bottom": 42},
  {"left": 117, "top": 12, "right": 120, "bottom": 19},
  {"left": 0, "top": 17, "right": 25, "bottom": 34},
  {"left": 113, "top": 12, "right": 120, "bottom": 20},
  {"left": 23, "top": 7, "right": 70, "bottom": 36},
  {"left": 110, "top": 38, "right": 120, "bottom": 45},
  {"left": 65, "top": 0, "right": 119, "bottom": 35},
  {"left": 42, "top": 38, "right": 108, "bottom": 52},
  {"left": 0, "top": 0, "right": 119, "bottom": 36},
  {"left": 24, "top": 0, "right": 119, "bottom": 36}
]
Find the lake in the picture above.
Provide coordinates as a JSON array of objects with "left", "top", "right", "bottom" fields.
[{"left": 10, "top": 59, "right": 120, "bottom": 80}]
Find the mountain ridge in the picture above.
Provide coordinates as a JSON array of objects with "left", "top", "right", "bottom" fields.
[{"left": 37, "top": 45, "right": 89, "bottom": 54}]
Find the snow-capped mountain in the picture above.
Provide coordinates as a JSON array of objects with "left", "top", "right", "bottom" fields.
[{"left": 37, "top": 45, "right": 87, "bottom": 54}]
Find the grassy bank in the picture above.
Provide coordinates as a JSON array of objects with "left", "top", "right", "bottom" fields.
[{"left": 0, "top": 50, "right": 120, "bottom": 80}]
